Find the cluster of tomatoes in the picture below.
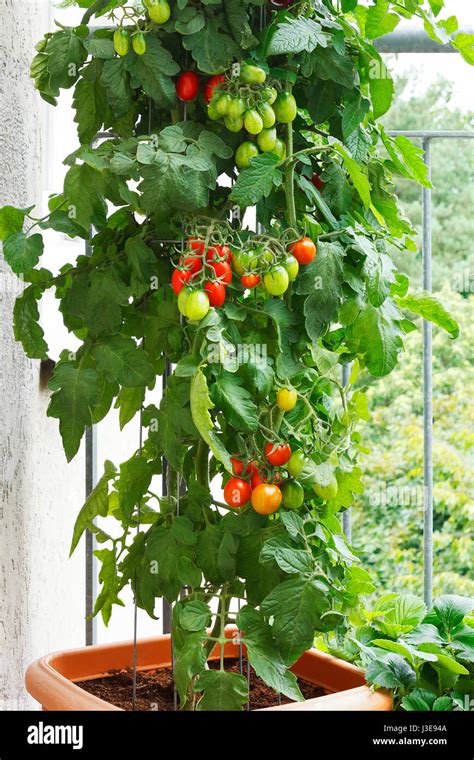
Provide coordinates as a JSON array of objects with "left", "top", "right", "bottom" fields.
[
  {"left": 171, "top": 238, "right": 232, "bottom": 321},
  {"left": 112, "top": 0, "right": 171, "bottom": 56},
  {"left": 174, "top": 69, "right": 229, "bottom": 104},
  {"left": 233, "top": 236, "right": 316, "bottom": 296},
  {"left": 206, "top": 64, "right": 297, "bottom": 170},
  {"left": 171, "top": 234, "right": 317, "bottom": 319}
]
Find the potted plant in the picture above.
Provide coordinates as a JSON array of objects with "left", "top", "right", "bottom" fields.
[{"left": 1, "top": 0, "right": 468, "bottom": 711}]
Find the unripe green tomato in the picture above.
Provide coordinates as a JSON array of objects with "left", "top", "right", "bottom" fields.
[
  {"left": 240, "top": 63, "right": 266, "bottom": 85},
  {"left": 186, "top": 290, "right": 210, "bottom": 322},
  {"left": 207, "top": 102, "right": 221, "bottom": 121},
  {"left": 274, "top": 92, "right": 297, "bottom": 123},
  {"left": 177, "top": 286, "right": 192, "bottom": 317},
  {"left": 257, "top": 127, "right": 277, "bottom": 152},
  {"left": 225, "top": 115, "right": 244, "bottom": 132},
  {"left": 259, "top": 102, "right": 276, "bottom": 129},
  {"left": 132, "top": 32, "right": 147, "bottom": 55},
  {"left": 284, "top": 253, "right": 299, "bottom": 282},
  {"left": 232, "top": 252, "right": 246, "bottom": 276},
  {"left": 228, "top": 96, "right": 247, "bottom": 119},
  {"left": 264, "top": 266, "right": 289, "bottom": 296},
  {"left": 240, "top": 249, "right": 260, "bottom": 271},
  {"left": 272, "top": 137, "right": 287, "bottom": 161},
  {"left": 263, "top": 86, "right": 278, "bottom": 104},
  {"left": 235, "top": 141, "right": 259, "bottom": 169},
  {"left": 148, "top": 0, "right": 171, "bottom": 24},
  {"left": 113, "top": 29, "right": 130, "bottom": 57},
  {"left": 261, "top": 248, "right": 274, "bottom": 264},
  {"left": 244, "top": 109, "right": 264, "bottom": 135},
  {"left": 216, "top": 93, "right": 233, "bottom": 116},
  {"left": 313, "top": 477, "right": 338, "bottom": 501},
  {"left": 287, "top": 450, "right": 307, "bottom": 479},
  {"left": 281, "top": 480, "right": 304, "bottom": 510}
]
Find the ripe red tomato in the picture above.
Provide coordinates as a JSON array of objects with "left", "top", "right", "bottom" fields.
[
  {"left": 204, "top": 280, "right": 226, "bottom": 307},
  {"left": 221, "top": 245, "right": 232, "bottom": 263},
  {"left": 241, "top": 274, "right": 261, "bottom": 289},
  {"left": 204, "top": 74, "right": 225, "bottom": 104},
  {"left": 251, "top": 483, "right": 282, "bottom": 514},
  {"left": 180, "top": 255, "right": 202, "bottom": 274},
  {"left": 209, "top": 260, "right": 232, "bottom": 285},
  {"left": 176, "top": 71, "right": 200, "bottom": 102},
  {"left": 265, "top": 442, "right": 291, "bottom": 466},
  {"left": 230, "top": 456, "right": 244, "bottom": 476},
  {"left": 290, "top": 237, "right": 316, "bottom": 266},
  {"left": 171, "top": 268, "right": 192, "bottom": 294},
  {"left": 206, "top": 245, "right": 223, "bottom": 261},
  {"left": 311, "top": 172, "right": 325, "bottom": 191},
  {"left": 224, "top": 477, "right": 251, "bottom": 508},
  {"left": 188, "top": 237, "right": 205, "bottom": 254}
]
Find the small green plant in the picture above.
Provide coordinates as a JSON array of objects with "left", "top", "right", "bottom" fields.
[{"left": 318, "top": 593, "right": 474, "bottom": 710}]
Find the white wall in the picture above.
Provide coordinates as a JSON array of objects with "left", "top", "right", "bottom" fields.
[{"left": 0, "top": 0, "right": 85, "bottom": 708}]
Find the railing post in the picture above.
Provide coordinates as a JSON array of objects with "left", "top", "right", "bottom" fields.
[
  {"left": 341, "top": 363, "right": 352, "bottom": 543},
  {"left": 422, "top": 138, "right": 434, "bottom": 608},
  {"left": 85, "top": 425, "right": 97, "bottom": 645}
]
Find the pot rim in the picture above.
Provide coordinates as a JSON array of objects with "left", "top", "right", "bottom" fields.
[{"left": 25, "top": 630, "right": 392, "bottom": 712}]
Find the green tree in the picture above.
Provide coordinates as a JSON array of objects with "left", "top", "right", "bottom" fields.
[{"left": 353, "top": 287, "right": 474, "bottom": 597}]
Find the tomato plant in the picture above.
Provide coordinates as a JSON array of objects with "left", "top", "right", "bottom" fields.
[{"left": 1, "top": 0, "right": 466, "bottom": 714}]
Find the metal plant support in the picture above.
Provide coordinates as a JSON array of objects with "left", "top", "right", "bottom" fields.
[{"left": 83, "top": 31, "right": 474, "bottom": 650}]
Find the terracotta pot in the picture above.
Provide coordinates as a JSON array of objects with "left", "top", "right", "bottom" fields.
[{"left": 26, "top": 629, "right": 392, "bottom": 711}]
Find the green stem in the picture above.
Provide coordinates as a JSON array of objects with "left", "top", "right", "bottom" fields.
[{"left": 285, "top": 113, "right": 298, "bottom": 230}]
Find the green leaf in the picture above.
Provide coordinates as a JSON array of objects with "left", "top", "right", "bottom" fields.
[
  {"left": 333, "top": 143, "right": 372, "bottom": 207},
  {"left": 376, "top": 594, "right": 427, "bottom": 638},
  {"left": 13, "top": 286, "right": 48, "bottom": 360},
  {"left": 124, "top": 37, "right": 179, "bottom": 108},
  {"left": 297, "top": 241, "right": 344, "bottom": 341},
  {"left": 115, "top": 386, "right": 145, "bottom": 429},
  {"left": 190, "top": 368, "right": 232, "bottom": 473},
  {"left": 182, "top": 16, "right": 241, "bottom": 74},
  {"left": 401, "top": 691, "right": 433, "bottom": 711},
  {"left": 73, "top": 60, "right": 106, "bottom": 145},
  {"left": 180, "top": 600, "right": 212, "bottom": 632},
  {"left": 93, "top": 335, "right": 155, "bottom": 388},
  {"left": 267, "top": 17, "right": 328, "bottom": 55},
  {"left": 305, "top": 80, "right": 337, "bottom": 124},
  {"left": 48, "top": 361, "right": 102, "bottom": 461},
  {"left": 237, "top": 606, "right": 304, "bottom": 701},
  {"left": 369, "top": 61, "right": 394, "bottom": 118},
  {"left": 212, "top": 371, "right": 259, "bottom": 432},
  {"left": 195, "top": 670, "right": 248, "bottom": 711},
  {"left": 93, "top": 547, "right": 124, "bottom": 625},
  {"left": 223, "top": 0, "right": 258, "bottom": 49},
  {"left": 100, "top": 58, "right": 132, "bottom": 117},
  {"left": 433, "top": 696, "right": 454, "bottom": 711},
  {"left": 3, "top": 232, "right": 43, "bottom": 275},
  {"left": 347, "top": 298, "right": 405, "bottom": 377},
  {"left": 342, "top": 91, "right": 370, "bottom": 142},
  {"left": 432, "top": 595, "right": 473, "bottom": 634},
  {"left": 353, "top": 235, "right": 396, "bottom": 307},
  {"left": 230, "top": 153, "right": 283, "bottom": 208},
  {"left": 453, "top": 33, "right": 474, "bottom": 66},
  {"left": 263, "top": 299, "right": 300, "bottom": 379},
  {"left": 273, "top": 548, "right": 313, "bottom": 576},
  {"left": 365, "top": 0, "right": 400, "bottom": 39},
  {"left": 381, "top": 131, "right": 431, "bottom": 188},
  {"left": 70, "top": 460, "right": 116, "bottom": 554},
  {"left": 46, "top": 29, "right": 87, "bottom": 92},
  {"left": 116, "top": 456, "right": 153, "bottom": 521},
  {"left": 63, "top": 164, "right": 107, "bottom": 231},
  {"left": 261, "top": 576, "right": 328, "bottom": 664},
  {"left": 0, "top": 206, "right": 26, "bottom": 241},
  {"left": 365, "top": 653, "right": 416, "bottom": 689},
  {"left": 85, "top": 268, "right": 129, "bottom": 335},
  {"left": 396, "top": 291, "right": 459, "bottom": 338},
  {"left": 145, "top": 522, "right": 196, "bottom": 602}
]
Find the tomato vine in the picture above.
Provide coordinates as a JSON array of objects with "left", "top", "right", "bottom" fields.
[{"left": 0, "top": 0, "right": 469, "bottom": 711}]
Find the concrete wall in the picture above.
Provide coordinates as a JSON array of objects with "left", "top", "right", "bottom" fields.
[{"left": 0, "top": 0, "right": 85, "bottom": 709}]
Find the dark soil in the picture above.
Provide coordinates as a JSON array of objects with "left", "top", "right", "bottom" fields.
[{"left": 76, "top": 657, "right": 325, "bottom": 711}]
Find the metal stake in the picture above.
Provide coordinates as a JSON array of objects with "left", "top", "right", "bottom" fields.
[{"left": 422, "top": 138, "right": 434, "bottom": 608}]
